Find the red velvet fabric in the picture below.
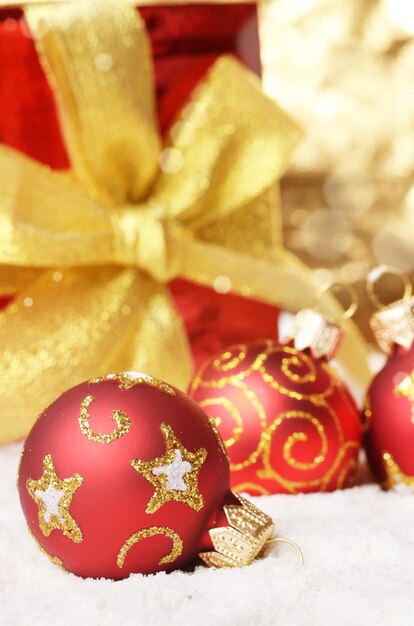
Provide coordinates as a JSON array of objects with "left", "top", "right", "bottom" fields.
[{"left": 0, "top": 4, "right": 279, "bottom": 369}]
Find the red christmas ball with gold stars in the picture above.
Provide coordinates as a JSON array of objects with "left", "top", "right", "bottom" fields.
[
  {"left": 189, "top": 311, "right": 362, "bottom": 496},
  {"left": 18, "top": 372, "right": 232, "bottom": 579}
]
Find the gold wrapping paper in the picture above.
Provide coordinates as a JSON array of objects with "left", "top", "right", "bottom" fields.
[{"left": 0, "top": 0, "right": 370, "bottom": 443}]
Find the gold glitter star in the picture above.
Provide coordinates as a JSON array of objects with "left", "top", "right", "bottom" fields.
[
  {"left": 131, "top": 423, "right": 207, "bottom": 514},
  {"left": 26, "top": 454, "right": 84, "bottom": 543}
]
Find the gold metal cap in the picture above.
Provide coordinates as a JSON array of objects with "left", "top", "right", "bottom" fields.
[
  {"left": 198, "top": 494, "right": 274, "bottom": 568},
  {"left": 290, "top": 308, "right": 343, "bottom": 360},
  {"left": 367, "top": 266, "right": 414, "bottom": 354},
  {"left": 370, "top": 297, "right": 414, "bottom": 354}
]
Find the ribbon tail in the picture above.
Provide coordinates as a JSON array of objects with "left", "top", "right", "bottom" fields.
[
  {"left": 114, "top": 283, "right": 193, "bottom": 390},
  {"left": 175, "top": 237, "right": 371, "bottom": 388},
  {"left": 192, "top": 187, "right": 284, "bottom": 259}
]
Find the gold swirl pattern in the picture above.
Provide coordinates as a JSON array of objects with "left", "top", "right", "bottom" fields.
[
  {"left": 207, "top": 416, "right": 229, "bottom": 460},
  {"left": 284, "top": 431, "right": 325, "bottom": 470},
  {"left": 336, "top": 456, "right": 358, "bottom": 490},
  {"left": 281, "top": 350, "right": 316, "bottom": 384},
  {"left": 258, "top": 438, "right": 359, "bottom": 494},
  {"left": 261, "top": 410, "right": 327, "bottom": 473},
  {"left": 200, "top": 398, "right": 243, "bottom": 448},
  {"left": 189, "top": 340, "right": 361, "bottom": 493},
  {"left": 191, "top": 342, "right": 334, "bottom": 404},
  {"left": 90, "top": 372, "right": 176, "bottom": 395},
  {"left": 213, "top": 346, "right": 247, "bottom": 372},
  {"left": 335, "top": 441, "right": 360, "bottom": 488},
  {"left": 256, "top": 345, "right": 333, "bottom": 405},
  {"left": 227, "top": 379, "right": 268, "bottom": 471},
  {"left": 190, "top": 342, "right": 267, "bottom": 390},
  {"left": 196, "top": 379, "right": 269, "bottom": 472},
  {"left": 117, "top": 527, "right": 183, "bottom": 569},
  {"left": 79, "top": 395, "right": 131, "bottom": 444}
]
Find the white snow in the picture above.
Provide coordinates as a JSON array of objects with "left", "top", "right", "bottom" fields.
[{"left": 1, "top": 442, "right": 414, "bottom": 626}]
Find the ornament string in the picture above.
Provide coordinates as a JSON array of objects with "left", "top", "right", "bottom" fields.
[
  {"left": 265, "top": 537, "right": 304, "bottom": 565},
  {"left": 315, "top": 282, "right": 359, "bottom": 321}
]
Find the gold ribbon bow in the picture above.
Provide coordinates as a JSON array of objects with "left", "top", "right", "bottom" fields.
[{"left": 0, "top": 0, "right": 370, "bottom": 443}]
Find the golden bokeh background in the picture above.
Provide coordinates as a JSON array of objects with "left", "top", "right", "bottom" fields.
[{"left": 260, "top": 0, "right": 414, "bottom": 336}]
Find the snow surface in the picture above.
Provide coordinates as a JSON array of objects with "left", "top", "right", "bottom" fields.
[{"left": 1, "top": 442, "right": 413, "bottom": 626}]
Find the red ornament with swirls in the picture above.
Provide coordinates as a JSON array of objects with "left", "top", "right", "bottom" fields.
[
  {"left": 364, "top": 345, "right": 414, "bottom": 490},
  {"left": 189, "top": 340, "right": 362, "bottom": 495},
  {"left": 18, "top": 372, "right": 230, "bottom": 579}
]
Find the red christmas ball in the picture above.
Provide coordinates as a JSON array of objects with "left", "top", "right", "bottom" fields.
[
  {"left": 189, "top": 339, "right": 362, "bottom": 495},
  {"left": 18, "top": 372, "right": 230, "bottom": 579},
  {"left": 364, "top": 345, "right": 414, "bottom": 491}
]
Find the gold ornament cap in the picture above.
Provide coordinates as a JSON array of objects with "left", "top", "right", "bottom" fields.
[
  {"left": 290, "top": 309, "right": 343, "bottom": 360},
  {"left": 198, "top": 494, "right": 274, "bottom": 568},
  {"left": 370, "top": 298, "right": 414, "bottom": 354},
  {"left": 367, "top": 266, "right": 414, "bottom": 354}
]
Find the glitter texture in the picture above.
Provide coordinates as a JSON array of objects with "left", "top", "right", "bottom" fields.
[
  {"left": 131, "top": 423, "right": 207, "bottom": 514},
  {"left": 78, "top": 395, "right": 131, "bottom": 444},
  {"left": 190, "top": 340, "right": 361, "bottom": 494},
  {"left": 90, "top": 372, "right": 176, "bottom": 395},
  {"left": 117, "top": 526, "right": 183, "bottom": 569},
  {"left": 207, "top": 415, "right": 230, "bottom": 460},
  {"left": 26, "top": 454, "right": 83, "bottom": 543}
]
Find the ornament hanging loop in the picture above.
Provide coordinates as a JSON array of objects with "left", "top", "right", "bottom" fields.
[
  {"left": 367, "top": 265, "right": 412, "bottom": 310},
  {"left": 316, "top": 282, "right": 359, "bottom": 321},
  {"left": 368, "top": 266, "right": 414, "bottom": 353},
  {"left": 291, "top": 281, "right": 357, "bottom": 360},
  {"left": 265, "top": 536, "right": 304, "bottom": 565}
]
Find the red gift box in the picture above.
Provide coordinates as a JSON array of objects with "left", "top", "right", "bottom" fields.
[{"left": 0, "top": 3, "right": 279, "bottom": 373}]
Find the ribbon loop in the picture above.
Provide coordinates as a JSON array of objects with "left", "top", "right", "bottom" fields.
[{"left": 26, "top": 0, "right": 161, "bottom": 204}]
